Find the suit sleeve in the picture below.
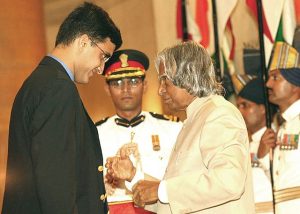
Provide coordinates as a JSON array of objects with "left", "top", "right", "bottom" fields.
[
  {"left": 165, "top": 106, "right": 250, "bottom": 212},
  {"left": 30, "top": 80, "right": 79, "bottom": 213}
]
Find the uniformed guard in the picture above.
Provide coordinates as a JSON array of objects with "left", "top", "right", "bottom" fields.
[
  {"left": 259, "top": 42, "right": 300, "bottom": 214},
  {"left": 233, "top": 74, "right": 275, "bottom": 213},
  {"left": 96, "top": 49, "right": 182, "bottom": 214}
]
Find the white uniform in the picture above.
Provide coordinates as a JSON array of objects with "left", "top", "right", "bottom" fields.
[
  {"left": 250, "top": 127, "right": 274, "bottom": 213},
  {"left": 97, "top": 111, "right": 182, "bottom": 207},
  {"left": 273, "top": 99, "right": 300, "bottom": 213}
]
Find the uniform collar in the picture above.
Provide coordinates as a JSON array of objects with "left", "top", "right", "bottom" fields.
[
  {"left": 282, "top": 99, "right": 300, "bottom": 122},
  {"left": 115, "top": 113, "right": 145, "bottom": 127}
]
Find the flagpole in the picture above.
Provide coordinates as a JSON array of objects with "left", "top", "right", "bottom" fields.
[
  {"left": 256, "top": 0, "right": 272, "bottom": 128},
  {"left": 181, "top": 0, "right": 189, "bottom": 41},
  {"left": 256, "top": 0, "right": 275, "bottom": 212},
  {"left": 211, "top": 0, "right": 222, "bottom": 82}
]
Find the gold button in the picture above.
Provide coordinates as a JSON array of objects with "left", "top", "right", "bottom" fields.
[
  {"left": 100, "top": 194, "right": 105, "bottom": 201},
  {"left": 276, "top": 170, "right": 279, "bottom": 176},
  {"left": 98, "top": 165, "right": 103, "bottom": 172}
]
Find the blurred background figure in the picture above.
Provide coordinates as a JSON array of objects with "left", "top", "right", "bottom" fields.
[
  {"left": 259, "top": 42, "right": 300, "bottom": 213},
  {"left": 234, "top": 74, "right": 275, "bottom": 213}
]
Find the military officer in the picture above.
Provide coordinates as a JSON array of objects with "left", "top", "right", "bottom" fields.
[
  {"left": 233, "top": 74, "right": 275, "bottom": 213},
  {"left": 259, "top": 42, "right": 300, "bottom": 213},
  {"left": 96, "top": 49, "right": 182, "bottom": 214}
]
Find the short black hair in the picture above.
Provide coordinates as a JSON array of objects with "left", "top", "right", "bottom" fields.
[{"left": 55, "top": 2, "right": 122, "bottom": 50}]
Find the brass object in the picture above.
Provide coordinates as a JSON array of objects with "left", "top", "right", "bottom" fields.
[
  {"left": 100, "top": 194, "right": 106, "bottom": 201},
  {"left": 152, "top": 135, "right": 160, "bottom": 151},
  {"left": 98, "top": 165, "right": 103, "bottom": 172},
  {"left": 119, "top": 53, "right": 129, "bottom": 67}
]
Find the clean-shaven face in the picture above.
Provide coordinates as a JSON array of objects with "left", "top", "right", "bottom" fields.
[
  {"left": 107, "top": 77, "right": 145, "bottom": 113},
  {"left": 75, "top": 38, "right": 115, "bottom": 84}
]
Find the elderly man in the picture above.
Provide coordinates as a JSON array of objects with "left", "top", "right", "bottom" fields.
[
  {"left": 106, "top": 41, "right": 255, "bottom": 213},
  {"left": 258, "top": 42, "right": 300, "bottom": 213}
]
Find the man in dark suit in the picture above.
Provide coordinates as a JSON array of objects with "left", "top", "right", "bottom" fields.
[{"left": 2, "top": 2, "right": 122, "bottom": 214}]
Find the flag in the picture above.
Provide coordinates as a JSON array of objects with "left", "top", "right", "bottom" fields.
[
  {"left": 295, "top": 0, "right": 300, "bottom": 24},
  {"left": 195, "top": 0, "right": 209, "bottom": 48},
  {"left": 281, "top": 0, "right": 296, "bottom": 44},
  {"left": 246, "top": 0, "right": 296, "bottom": 65},
  {"left": 176, "top": 0, "right": 238, "bottom": 69},
  {"left": 176, "top": 0, "right": 210, "bottom": 49}
]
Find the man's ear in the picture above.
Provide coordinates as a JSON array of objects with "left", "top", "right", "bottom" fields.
[
  {"left": 77, "top": 34, "right": 90, "bottom": 49},
  {"left": 104, "top": 82, "right": 111, "bottom": 97}
]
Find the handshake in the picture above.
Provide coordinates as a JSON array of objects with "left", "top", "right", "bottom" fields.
[{"left": 105, "top": 142, "right": 160, "bottom": 208}]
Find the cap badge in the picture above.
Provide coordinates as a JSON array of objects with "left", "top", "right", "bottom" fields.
[{"left": 119, "top": 53, "right": 129, "bottom": 68}]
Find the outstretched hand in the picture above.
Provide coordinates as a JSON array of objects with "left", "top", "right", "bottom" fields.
[{"left": 105, "top": 156, "right": 136, "bottom": 182}]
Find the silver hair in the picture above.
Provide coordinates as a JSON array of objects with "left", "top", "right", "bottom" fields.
[{"left": 155, "top": 41, "right": 223, "bottom": 97}]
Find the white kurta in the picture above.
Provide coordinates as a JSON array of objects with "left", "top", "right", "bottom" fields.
[
  {"left": 97, "top": 111, "right": 182, "bottom": 204},
  {"left": 273, "top": 100, "right": 300, "bottom": 213},
  {"left": 157, "top": 95, "right": 255, "bottom": 214}
]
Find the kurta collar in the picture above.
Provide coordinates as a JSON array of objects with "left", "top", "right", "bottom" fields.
[
  {"left": 282, "top": 99, "right": 300, "bottom": 122},
  {"left": 186, "top": 95, "right": 212, "bottom": 119}
]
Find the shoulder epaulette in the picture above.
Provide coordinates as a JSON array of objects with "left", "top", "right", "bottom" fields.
[
  {"left": 149, "top": 112, "right": 180, "bottom": 122},
  {"left": 95, "top": 117, "right": 109, "bottom": 126}
]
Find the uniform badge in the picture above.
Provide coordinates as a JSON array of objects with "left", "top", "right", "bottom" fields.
[
  {"left": 279, "top": 134, "right": 299, "bottom": 150},
  {"left": 119, "top": 53, "right": 129, "bottom": 68},
  {"left": 151, "top": 135, "right": 160, "bottom": 151}
]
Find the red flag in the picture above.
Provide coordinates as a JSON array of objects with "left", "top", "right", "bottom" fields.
[
  {"left": 195, "top": 0, "right": 209, "bottom": 48},
  {"left": 226, "top": 19, "right": 235, "bottom": 60},
  {"left": 294, "top": 0, "right": 300, "bottom": 25}
]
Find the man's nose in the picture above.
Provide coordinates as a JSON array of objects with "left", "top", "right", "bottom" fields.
[
  {"left": 120, "top": 80, "right": 131, "bottom": 91},
  {"left": 266, "top": 78, "right": 272, "bottom": 88}
]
